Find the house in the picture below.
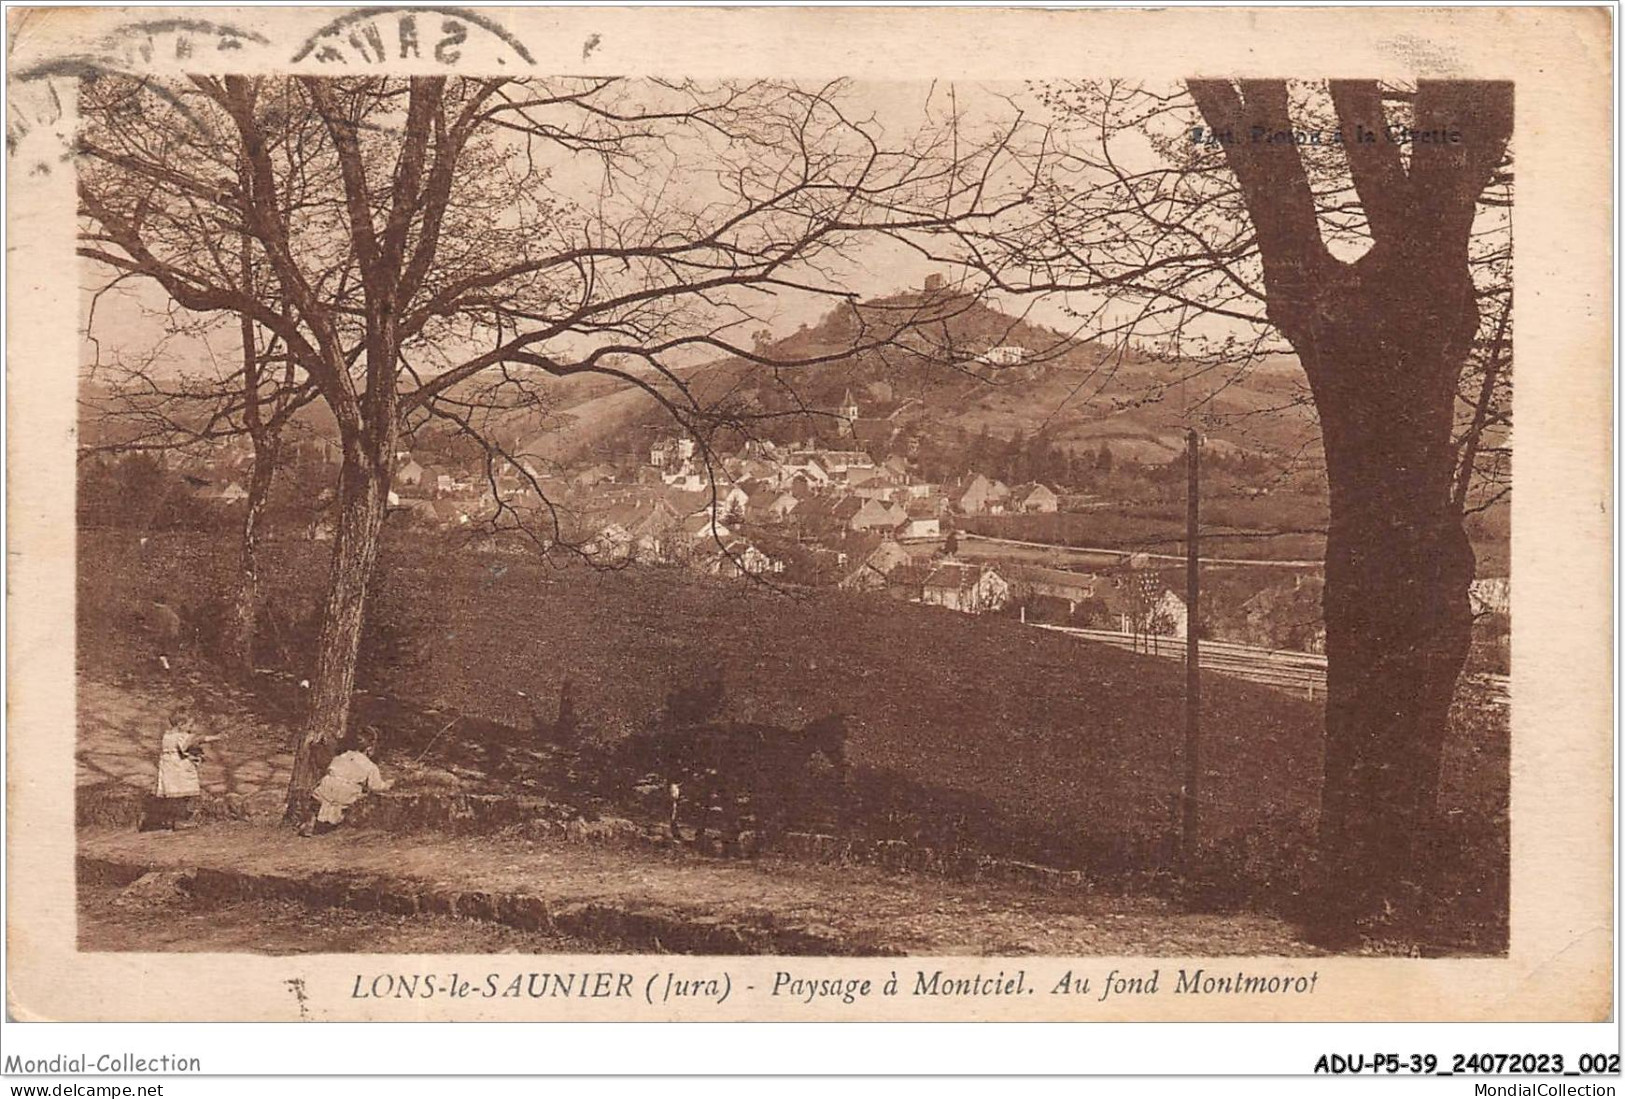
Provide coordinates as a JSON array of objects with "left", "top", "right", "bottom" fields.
[
  {"left": 734, "top": 456, "right": 780, "bottom": 482},
  {"left": 1237, "top": 575, "right": 1324, "bottom": 652},
  {"left": 723, "top": 456, "right": 758, "bottom": 482},
  {"left": 699, "top": 539, "right": 777, "bottom": 579},
  {"left": 804, "top": 449, "right": 874, "bottom": 475},
  {"left": 592, "top": 496, "right": 683, "bottom": 561},
  {"left": 920, "top": 562, "right": 1010, "bottom": 614},
  {"left": 897, "top": 515, "right": 941, "bottom": 540},
  {"left": 839, "top": 539, "right": 915, "bottom": 592},
  {"left": 849, "top": 497, "right": 907, "bottom": 533},
  {"left": 679, "top": 512, "right": 732, "bottom": 545},
  {"left": 650, "top": 436, "right": 695, "bottom": 469},
  {"left": 1009, "top": 482, "right": 1060, "bottom": 513},
  {"left": 1007, "top": 565, "right": 1100, "bottom": 615},
  {"left": 781, "top": 455, "right": 832, "bottom": 488},
  {"left": 952, "top": 473, "right": 1010, "bottom": 515},
  {"left": 493, "top": 467, "right": 528, "bottom": 497},
  {"left": 572, "top": 462, "right": 617, "bottom": 489},
  {"left": 1100, "top": 578, "right": 1188, "bottom": 639},
  {"left": 659, "top": 486, "right": 712, "bottom": 518},
  {"left": 761, "top": 492, "right": 799, "bottom": 520},
  {"left": 661, "top": 468, "right": 706, "bottom": 491},
  {"left": 850, "top": 478, "right": 905, "bottom": 504},
  {"left": 709, "top": 482, "right": 751, "bottom": 522},
  {"left": 977, "top": 345, "right": 1029, "bottom": 367},
  {"left": 396, "top": 456, "right": 425, "bottom": 488},
  {"left": 845, "top": 465, "right": 887, "bottom": 490},
  {"left": 745, "top": 490, "right": 799, "bottom": 528},
  {"left": 590, "top": 521, "right": 635, "bottom": 561},
  {"left": 880, "top": 562, "right": 934, "bottom": 602},
  {"left": 791, "top": 496, "right": 861, "bottom": 540},
  {"left": 732, "top": 476, "right": 776, "bottom": 505}
]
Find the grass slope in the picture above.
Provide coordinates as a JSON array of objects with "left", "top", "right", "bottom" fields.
[{"left": 82, "top": 532, "right": 1503, "bottom": 874}]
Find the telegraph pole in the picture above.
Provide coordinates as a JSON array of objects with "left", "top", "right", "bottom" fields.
[{"left": 1182, "top": 428, "right": 1200, "bottom": 869}]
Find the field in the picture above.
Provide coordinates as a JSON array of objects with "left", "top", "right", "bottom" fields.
[
  {"left": 959, "top": 496, "right": 1510, "bottom": 574},
  {"left": 79, "top": 529, "right": 1509, "bottom": 945}
]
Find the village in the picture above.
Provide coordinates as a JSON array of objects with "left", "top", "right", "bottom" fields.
[
  {"left": 76, "top": 255, "right": 1516, "bottom": 671},
  {"left": 137, "top": 375, "right": 1222, "bottom": 650},
  {"left": 95, "top": 362, "right": 1517, "bottom": 671}
]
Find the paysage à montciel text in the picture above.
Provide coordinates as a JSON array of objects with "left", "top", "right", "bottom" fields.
[{"left": 347, "top": 966, "right": 1320, "bottom": 1006}]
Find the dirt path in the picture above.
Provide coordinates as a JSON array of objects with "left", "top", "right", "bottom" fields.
[
  {"left": 80, "top": 878, "right": 595, "bottom": 955},
  {"left": 79, "top": 823, "right": 1318, "bottom": 956},
  {"left": 76, "top": 672, "right": 1320, "bottom": 957}
]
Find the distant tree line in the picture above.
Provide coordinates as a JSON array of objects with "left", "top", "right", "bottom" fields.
[{"left": 77, "top": 450, "right": 332, "bottom": 534}]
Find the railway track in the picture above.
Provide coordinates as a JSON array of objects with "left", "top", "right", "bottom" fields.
[{"left": 1035, "top": 625, "right": 1510, "bottom": 708}]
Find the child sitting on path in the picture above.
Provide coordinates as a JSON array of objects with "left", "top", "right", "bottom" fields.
[{"left": 302, "top": 726, "right": 392, "bottom": 836}]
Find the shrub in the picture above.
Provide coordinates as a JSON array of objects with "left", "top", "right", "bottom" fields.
[{"left": 240, "top": 570, "right": 430, "bottom": 691}]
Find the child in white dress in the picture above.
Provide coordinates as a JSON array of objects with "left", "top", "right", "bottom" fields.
[{"left": 141, "top": 708, "right": 221, "bottom": 831}]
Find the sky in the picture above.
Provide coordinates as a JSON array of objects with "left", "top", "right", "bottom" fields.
[{"left": 78, "top": 79, "right": 1100, "bottom": 386}]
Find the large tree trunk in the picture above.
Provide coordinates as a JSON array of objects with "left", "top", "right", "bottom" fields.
[
  {"left": 284, "top": 442, "right": 390, "bottom": 819},
  {"left": 226, "top": 431, "right": 280, "bottom": 675},
  {"left": 1290, "top": 247, "right": 1482, "bottom": 937},
  {"left": 1309, "top": 336, "right": 1477, "bottom": 928},
  {"left": 1185, "top": 79, "right": 1512, "bottom": 941}
]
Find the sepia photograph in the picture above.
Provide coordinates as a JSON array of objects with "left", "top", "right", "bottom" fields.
[
  {"left": 68, "top": 65, "right": 1516, "bottom": 957},
  {"left": 3, "top": 5, "right": 1611, "bottom": 1036}
]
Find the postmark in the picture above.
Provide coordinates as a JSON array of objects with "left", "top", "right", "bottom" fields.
[
  {"left": 8, "top": 16, "right": 270, "bottom": 170},
  {"left": 290, "top": 7, "right": 535, "bottom": 67}
]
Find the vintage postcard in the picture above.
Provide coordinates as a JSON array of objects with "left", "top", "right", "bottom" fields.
[{"left": 4, "top": 5, "right": 1611, "bottom": 1025}]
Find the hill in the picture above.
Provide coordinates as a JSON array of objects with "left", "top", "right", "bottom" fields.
[
  {"left": 504, "top": 287, "right": 1324, "bottom": 470},
  {"left": 74, "top": 288, "right": 1325, "bottom": 475}
]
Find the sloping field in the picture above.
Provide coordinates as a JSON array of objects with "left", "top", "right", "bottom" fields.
[{"left": 81, "top": 531, "right": 1505, "bottom": 884}]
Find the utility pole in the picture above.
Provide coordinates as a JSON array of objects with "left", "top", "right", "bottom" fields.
[{"left": 1182, "top": 428, "right": 1200, "bottom": 869}]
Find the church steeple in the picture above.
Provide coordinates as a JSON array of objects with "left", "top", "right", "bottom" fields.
[{"left": 839, "top": 387, "right": 860, "bottom": 433}]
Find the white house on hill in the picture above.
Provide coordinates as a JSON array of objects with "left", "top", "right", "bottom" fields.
[{"left": 977, "top": 345, "right": 1029, "bottom": 367}]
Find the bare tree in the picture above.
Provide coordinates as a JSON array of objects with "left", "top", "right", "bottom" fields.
[
  {"left": 83, "top": 299, "right": 319, "bottom": 672},
  {"left": 920, "top": 78, "right": 1513, "bottom": 937},
  {"left": 77, "top": 74, "right": 1037, "bottom": 818}
]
